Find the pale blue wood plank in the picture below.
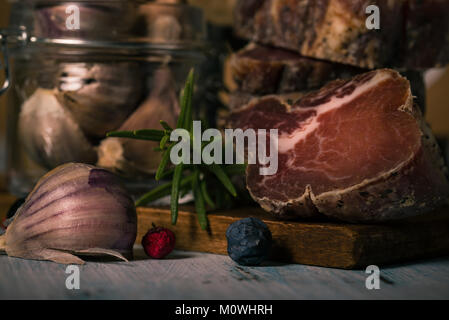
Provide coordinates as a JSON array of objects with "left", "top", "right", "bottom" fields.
[{"left": 1, "top": 247, "right": 449, "bottom": 300}]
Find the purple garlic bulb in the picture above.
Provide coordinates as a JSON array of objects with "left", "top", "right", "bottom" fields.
[{"left": 0, "top": 163, "right": 137, "bottom": 264}]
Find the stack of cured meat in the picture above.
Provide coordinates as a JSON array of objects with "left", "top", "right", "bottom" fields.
[{"left": 227, "top": 0, "right": 449, "bottom": 222}]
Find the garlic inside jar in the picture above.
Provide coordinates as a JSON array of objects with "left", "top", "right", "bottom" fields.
[{"left": 4, "top": 1, "right": 206, "bottom": 197}]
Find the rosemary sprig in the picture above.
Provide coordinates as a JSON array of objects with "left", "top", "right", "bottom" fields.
[
  {"left": 170, "top": 162, "right": 184, "bottom": 225},
  {"left": 107, "top": 69, "right": 246, "bottom": 229}
]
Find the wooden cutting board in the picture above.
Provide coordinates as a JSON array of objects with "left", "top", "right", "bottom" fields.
[{"left": 137, "top": 206, "right": 449, "bottom": 269}]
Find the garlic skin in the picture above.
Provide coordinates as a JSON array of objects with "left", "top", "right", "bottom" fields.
[
  {"left": 56, "top": 63, "right": 143, "bottom": 138},
  {"left": 98, "top": 67, "right": 179, "bottom": 174},
  {"left": 19, "top": 89, "right": 97, "bottom": 169},
  {"left": 0, "top": 163, "right": 137, "bottom": 264},
  {"left": 136, "top": 3, "right": 183, "bottom": 42}
]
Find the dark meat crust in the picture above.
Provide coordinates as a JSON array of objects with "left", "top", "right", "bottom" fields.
[
  {"left": 234, "top": 0, "right": 449, "bottom": 69},
  {"left": 226, "top": 45, "right": 426, "bottom": 113},
  {"left": 228, "top": 91, "right": 309, "bottom": 111},
  {"left": 229, "top": 43, "right": 363, "bottom": 95}
]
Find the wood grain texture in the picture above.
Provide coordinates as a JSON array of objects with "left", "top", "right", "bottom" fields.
[
  {"left": 1, "top": 248, "right": 449, "bottom": 299},
  {"left": 137, "top": 206, "right": 449, "bottom": 269}
]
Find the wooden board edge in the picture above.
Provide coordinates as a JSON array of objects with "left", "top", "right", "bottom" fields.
[{"left": 136, "top": 206, "right": 363, "bottom": 269}]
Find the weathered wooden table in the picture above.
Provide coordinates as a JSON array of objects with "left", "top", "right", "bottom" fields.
[
  {"left": 1, "top": 247, "right": 449, "bottom": 299},
  {"left": 1, "top": 194, "right": 449, "bottom": 300}
]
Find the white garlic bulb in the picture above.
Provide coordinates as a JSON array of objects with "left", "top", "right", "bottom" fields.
[{"left": 19, "top": 88, "right": 97, "bottom": 169}]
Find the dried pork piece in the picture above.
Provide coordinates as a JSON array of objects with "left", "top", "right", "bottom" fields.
[
  {"left": 234, "top": 0, "right": 403, "bottom": 69},
  {"left": 229, "top": 43, "right": 362, "bottom": 94},
  {"left": 229, "top": 69, "right": 449, "bottom": 222},
  {"left": 234, "top": 0, "right": 449, "bottom": 69},
  {"left": 225, "top": 43, "right": 426, "bottom": 113},
  {"left": 227, "top": 71, "right": 426, "bottom": 114},
  {"left": 228, "top": 91, "right": 309, "bottom": 111}
]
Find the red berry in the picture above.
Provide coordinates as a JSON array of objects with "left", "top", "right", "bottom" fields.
[{"left": 141, "top": 225, "right": 175, "bottom": 259}]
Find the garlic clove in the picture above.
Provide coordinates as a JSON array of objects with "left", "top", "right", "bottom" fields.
[
  {"left": 0, "top": 163, "right": 137, "bottom": 264},
  {"left": 97, "top": 67, "right": 180, "bottom": 174},
  {"left": 56, "top": 63, "right": 144, "bottom": 138},
  {"left": 97, "top": 137, "right": 141, "bottom": 177},
  {"left": 19, "top": 88, "right": 97, "bottom": 169}
]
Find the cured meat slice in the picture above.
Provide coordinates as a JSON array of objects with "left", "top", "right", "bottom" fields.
[
  {"left": 234, "top": 0, "right": 449, "bottom": 69},
  {"left": 228, "top": 43, "right": 362, "bottom": 94},
  {"left": 229, "top": 69, "right": 449, "bottom": 222}
]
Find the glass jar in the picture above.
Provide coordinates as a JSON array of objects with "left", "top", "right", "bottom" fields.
[{"left": 0, "top": 0, "right": 206, "bottom": 197}]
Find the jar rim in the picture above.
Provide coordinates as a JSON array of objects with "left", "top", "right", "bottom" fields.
[
  {"left": 26, "top": 36, "right": 208, "bottom": 52},
  {"left": 7, "top": 0, "right": 207, "bottom": 50}
]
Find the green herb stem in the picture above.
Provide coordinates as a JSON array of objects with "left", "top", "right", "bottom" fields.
[{"left": 170, "top": 163, "right": 184, "bottom": 225}]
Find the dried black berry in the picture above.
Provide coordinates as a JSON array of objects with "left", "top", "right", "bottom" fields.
[{"left": 226, "top": 217, "right": 272, "bottom": 266}]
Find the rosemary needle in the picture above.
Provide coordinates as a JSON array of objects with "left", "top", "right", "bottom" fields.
[
  {"left": 155, "top": 144, "right": 173, "bottom": 180},
  {"left": 170, "top": 163, "right": 184, "bottom": 225}
]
